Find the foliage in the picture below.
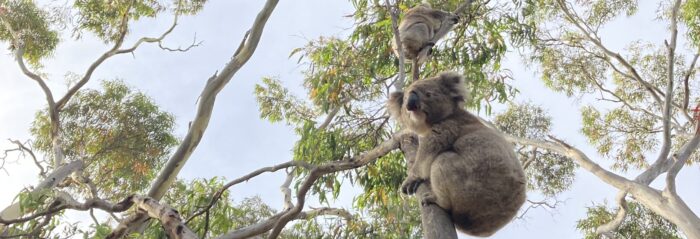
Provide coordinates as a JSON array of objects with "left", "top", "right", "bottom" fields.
[
  {"left": 9, "top": 0, "right": 698, "bottom": 237},
  {"left": 0, "top": 0, "right": 59, "bottom": 66},
  {"left": 681, "top": 0, "right": 700, "bottom": 47},
  {"left": 577, "top": 201, "right": 681, "bottom": 239},
  {"left": 0, "top": 0, "right": 207, "bottom": 67},
  {"left": 255, "top": 77, "right": 315, "bottom": 125},
  {"left": 524, "top": 0, "right": 700, "bottom": 237},
  {"left": 138, "top": 178, "right": 275, "bottom": 238},
  {"left": 494, "top": 103, "right": 576, "bottom": 196},
  {"left": 74, "top": 0, "right": 206, "bottom": 42},
  {"left": 31, "top": 80, "right": 178, "bottom": 201}
]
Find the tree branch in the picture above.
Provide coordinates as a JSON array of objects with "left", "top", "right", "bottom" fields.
[
  {"left": 666, "top": 121, "right": 700, "bottom": 195},
  {"left": 0, "top": 193, "right": 133, "bottom": 225},
  {"left": 55, "top": 5, "right": 131, "bottom": 110},
  {"left": 185, "top": 160, "right": 311, "bottom": 224},
  {"left": 506, "top": 135, "right": 634, "bottom": 190},
  {"left": 682, "top": 52, "right": 699, "bottom": 114},
  {"left": 7, "top": 139, "right": 44, "bottom": 176},
  {"left": 114, "top": 10, "right": 201, "bottom": 55},
  {"left": 555, "top": 0, "right": 664, "bottom": 106},
  {"left": 212, "top": 207, "right": 352, "bottom": 239},
  {"left": 108, "top": 1, "right": 280, "bottom": 237},
  {"left": 130, "top": 196, "right": 199, "bottom": 239},
  {"left": 385, "top": 0, "right": 406, "bottom": 91},
  {"left": 595, "top": 1, "right": 683, "bottom": 234},
  {"left": 517, "top": 199, "right": 565, "bottom": 220},
  {"left": 265, "top": 131, "right": 406, "bottom": 239}
]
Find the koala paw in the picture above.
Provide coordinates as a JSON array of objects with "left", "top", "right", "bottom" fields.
[{"left": 401, "top": 177, "right": 426, "bottom": 195}]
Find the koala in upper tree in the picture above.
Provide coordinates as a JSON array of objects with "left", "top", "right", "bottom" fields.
[
  {"left": 392, "top": 4, "right": 460, "bottom": 81},
  {"left": 387, "top": 72, "right": 526, "bottom": 237}
]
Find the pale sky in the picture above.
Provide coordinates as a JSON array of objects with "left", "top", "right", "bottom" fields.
[{"left": 1, "top": 1, "right": 699, "bottom": 238}]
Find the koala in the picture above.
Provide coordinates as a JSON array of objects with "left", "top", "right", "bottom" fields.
[
  {"left": 387, "top": 72, "right": 526, "bottom": 237},
  {"left": 392, "top": 4, "right": 459, "bottom": 81}
]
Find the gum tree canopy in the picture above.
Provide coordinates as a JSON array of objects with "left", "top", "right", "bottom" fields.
[{"left": 0, "top": 0, "right": 698, "bottom": 239}]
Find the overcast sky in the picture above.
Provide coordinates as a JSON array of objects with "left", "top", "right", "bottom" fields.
[{"left": 1, "top": 1, "right": 699, "bottom": 238}]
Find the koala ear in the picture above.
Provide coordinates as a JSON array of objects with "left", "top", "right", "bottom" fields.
[
  {"left": 387, "top": 91, "right": 404, "bottom": 119},
  {"left": 439, "top": 71, "right": 468, "bottom": 102}
]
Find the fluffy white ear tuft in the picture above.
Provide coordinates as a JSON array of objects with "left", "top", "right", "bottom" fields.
[{"left": 438, "top": 71, "right": 468, "bottom": 103}]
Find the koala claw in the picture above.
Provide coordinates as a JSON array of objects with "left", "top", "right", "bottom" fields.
[{"left": 401, "top": 177, "right": 425, "bottom": 195}]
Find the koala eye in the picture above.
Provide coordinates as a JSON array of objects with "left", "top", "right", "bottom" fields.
[{"left": 425, "top": 92, "right": 433, "bottom": 98}]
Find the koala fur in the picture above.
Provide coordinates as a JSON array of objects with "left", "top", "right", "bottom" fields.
[
  {"left": 392, "top": 4, "right": 459, "bottom": 81},
  {"left": 387, "top": 72, "right": 526, "bottom": 237}
]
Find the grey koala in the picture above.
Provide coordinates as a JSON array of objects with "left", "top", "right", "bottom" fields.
[
  {"left": 392, "top": 4, "right": 459, "bottom": 81},
  {"left": 387, "top": 72, "right": 526, "bottom": 237}
]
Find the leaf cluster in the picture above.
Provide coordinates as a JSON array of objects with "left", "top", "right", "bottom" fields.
[{"left": 31, "top": 80, "right": 178, "bottom": 201}]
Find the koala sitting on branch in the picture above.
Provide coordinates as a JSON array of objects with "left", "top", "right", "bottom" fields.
[
  {"left": 392, "top": 4, "right": 460, "bottom": 81},
  {"left": 387, "top": 72, "right": 526, "bottom": 237}
]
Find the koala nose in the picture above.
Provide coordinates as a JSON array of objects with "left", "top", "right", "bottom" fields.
[{"left": 407, "top": 91, "right": 419, "bottom": 111}]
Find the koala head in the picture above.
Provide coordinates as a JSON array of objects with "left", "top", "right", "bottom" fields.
[{"left": 387, "top": 71, "right": 468, "bottom": 134}]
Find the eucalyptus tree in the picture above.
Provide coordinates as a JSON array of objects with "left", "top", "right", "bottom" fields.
[
  {"left": 6, "top": 0, "right": 687, "bottom": 238},
  {"left": 519, "top": 0, "right": 700, "bottom": 237}
]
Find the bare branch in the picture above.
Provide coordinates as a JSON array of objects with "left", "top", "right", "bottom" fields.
[
  {"left": 109, "top": 1, "right": 280, "bottom": 237},
  {"left": 56, "top": 2, "right": 196, "bottom": 110},
  {"left": 682, "top": 52, "right": 699, "bottom": 114},
  {"left": 114, "top": 12, "right": 201, "bottom": 55},
  {"left": 185, "top": 160, "right": 311, "bottom": 223},
  {"left": 158, "top": 33, "right": 202, "bottom": 52},
  {"left": 146, "top": 0, "right": 279, "bottom": 201},
  {"left": 516, "top": 199, "right": 565, "bottom": 219},
  {"left": 266, "top": 131, "right": 407, "bottom": 239},
  {"left": 506, "top": 134, "right": 639, "bottom": 193},
  {"left": 8, "top": 140, "right": 44, "bottom": 176},
  {"left": 0, "top": 193, "right": 134, "bottom": 225}
]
